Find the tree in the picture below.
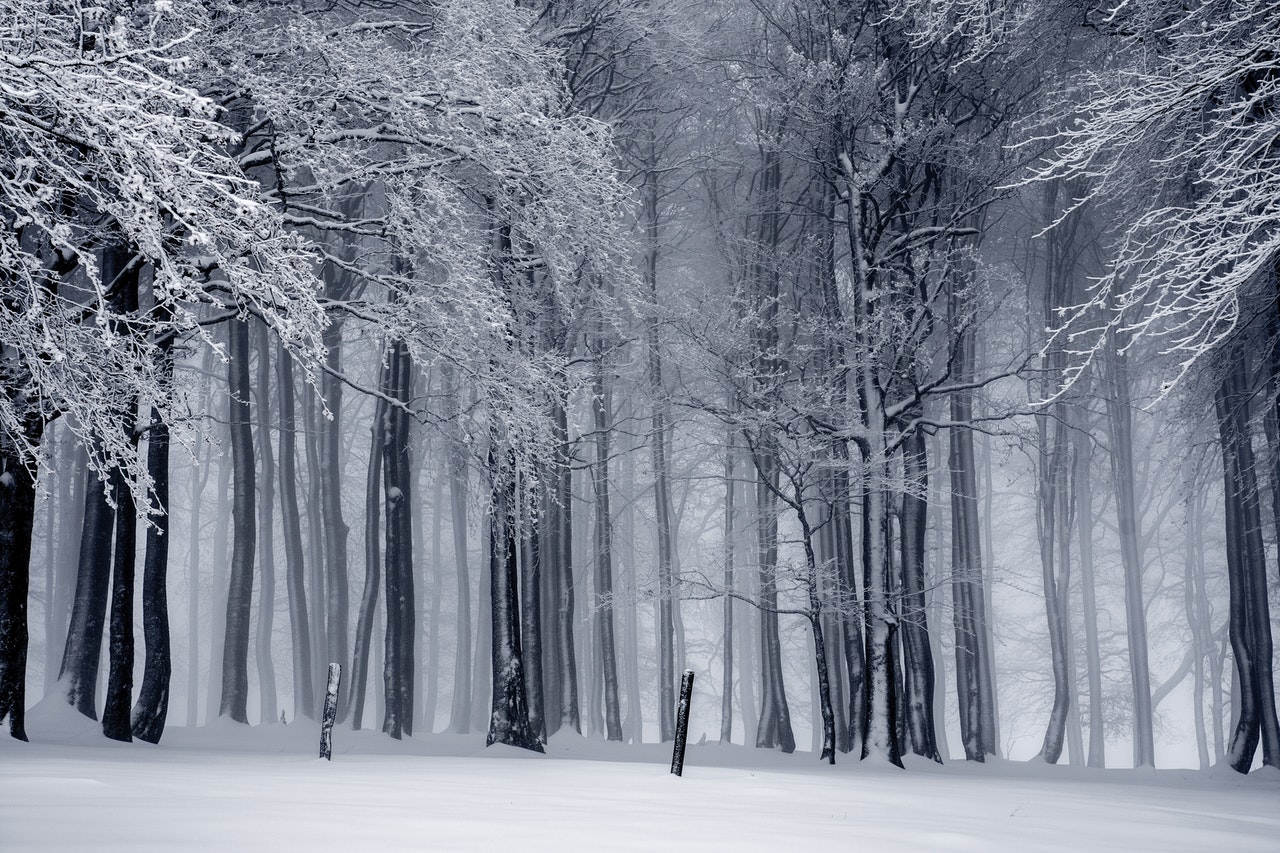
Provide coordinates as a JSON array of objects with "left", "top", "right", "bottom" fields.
[{"left": 0, "top": 0, "right": 325, "bottom": 739}]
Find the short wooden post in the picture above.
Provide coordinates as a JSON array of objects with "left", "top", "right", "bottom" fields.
[
  {"left": 670, "top": 669, "right": 695, "bottom": 777},
  {"left": 319, "top": 662, "right": 342, "bottom": 761}
]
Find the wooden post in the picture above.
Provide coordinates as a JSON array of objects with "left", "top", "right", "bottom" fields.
[
  {"left": 670, "top": 669, "right": 695, "bottom": 776},
  {"left": 319, "top": 662, "right": 342, "bottom": 760}
]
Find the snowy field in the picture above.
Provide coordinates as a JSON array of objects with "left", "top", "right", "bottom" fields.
[{"left": 3, "top": 703, "right": 1277, "bottom": 852}]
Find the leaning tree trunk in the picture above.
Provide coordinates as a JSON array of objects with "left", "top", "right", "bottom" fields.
[
  {"left": 220, "top": 315, "right": 256, "bottom": 723},
  {"left": 1215, "top": 353, "right": 1280, "bottom": 771},
  {"left": 59, "top": 438, "right": 114, "bottom": 719}
]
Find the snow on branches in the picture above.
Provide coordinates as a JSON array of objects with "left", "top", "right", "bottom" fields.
[{"left": 0, "top": 0, "right": 326, "bottom": 480}]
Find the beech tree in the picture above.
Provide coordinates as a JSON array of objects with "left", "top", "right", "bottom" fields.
[{"left": 0, "top": 0, "right": 325, "bottom": 740}]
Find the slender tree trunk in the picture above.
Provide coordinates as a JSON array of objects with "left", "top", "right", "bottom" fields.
[
  {"left": 185, "top": 437, "right": 207, "bottom": 728},
  {"left": 1104, "top": 340, "right": 1155, "bottom": 767},
  {"left": 720, "top": 427, "right": 736, "bottom": 745},
  {"left": 302, "top": 380, "right": 327, "bottom": 700},
  {"left": 591, "top": 353, "right": 622, "bottom": 742},
  {"left": 277, "top": 346, "right": 314, "bottom": 719},
  {"left": 1073, "top": 412, "right": 1106, "bottom": 767},
  {"left": 254, "top": 321, "right": 277, "bottom": 724},
  {"left": 350, "top": 389, "right": 386, "bottom": 730}
]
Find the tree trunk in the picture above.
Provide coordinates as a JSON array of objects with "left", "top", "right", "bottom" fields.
[
  {"left": 350, "top": 388, "right": 386, "bottom": 730},
  {"left": 0, "top": 420, "right": 41, "bottom": 740},
  {"left": 720, "top": 426, "right": 736, "bottom": 745},
  {"left": 254, "top": 321, "right": 277, "bottom": 724},
  {"left": 382, "top": 340, "right": 415, "bottom": 739},
  {"left": 1215, "top": 354, "right": 1280, "bottom": 771},
  {"left": 102, "top": 402, "right": 138, "bottom": 742},
  {"left": 1104, "top": 340, "right": 1156, "bottom": 767},
  {"left": 754, "top": 441, "right": 795, "bottom": 753},
  {"left": 591, "top": 353, "right": 622, "bottom": 742},
  {"left": 59, "top": 443, "right": 114, "bottom": 719},
  {"left": 485, "top": 449, "right": 543, "bottom": 752},
  {"left": 220, "top": 316, "right": 255, "bottom": 723},
  {"left": 131, "top": 395, "right": 172, "bottom": 743},
  {"left": 900, "top": 430, "right": 940, "bottom": 762},
  {"left": 277, "top": 345, "right": 314, "bottom": 719},
  {"left": 1073, "top": 411, "right": 1106, "bottom": 767}
]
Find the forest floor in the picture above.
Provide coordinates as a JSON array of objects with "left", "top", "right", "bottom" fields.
[{"left": 2, "top": 700, "right": 1277, "bottom": 852}]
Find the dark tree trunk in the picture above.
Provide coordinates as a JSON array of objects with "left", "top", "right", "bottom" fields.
[
  {"left": 277, "top": 345, "right": 314, "bottom": 719},
  {"left": 254, "top": 320, "right": 278, "bottom": 724},
  {"left": 486, "top": 450, "right": 543, "bottom": 753},
  {"left": 899, "top": 430, "right": 940, "bottom": 762},
  {"left": 548, "top": 389, "right": 579, "bottom": 734},
  {"left": 382, "top": 340, "right": 415, "bottom": 739},
  {"left": 0, "top": 421, "right": 41, "bottom": 740},
  {"left": 520, "top": 489, "right": 547, "bottom": 742},
  {"left": 754, "top": 441, "right": 795, "bottom": 753},
  {"left": 320, "top": 352, "right": 350, "bottom": 712},
  {"left": 350, "top": 388, "right": 386, "bottom": 730},
  {"left": 102, "top": 403, "right": 138, "bottom": 742},
  {"left": 220, "top": 316, "right": 255, "bottom": 723},
  {"left": 59, "top": 440, "right": 114, "bottom": 718},
  {"left": 131, "top": 396, "right": 172, "bottom": 743},
  {"left": 1216, "top": 354, "right": 1280, "bottom": 771}
]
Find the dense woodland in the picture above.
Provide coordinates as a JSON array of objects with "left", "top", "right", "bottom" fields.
[{"left": 0, "top": 0, "right": 1277, "bottom": 775}]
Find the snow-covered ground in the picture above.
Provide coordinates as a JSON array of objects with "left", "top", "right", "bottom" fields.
[{"left": 3, "top": 701, "right": 1277, "bottom": 852}]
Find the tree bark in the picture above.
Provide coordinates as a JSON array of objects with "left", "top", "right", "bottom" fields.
[
  {"left": 382, "top": 339, "right": 415, "bottom": 739},
  {"left": 254, "top": 320, "right": 277, "bottom": 724},
  {"left": 220, "top": 316, "right": 255, "bottom": 723},
  {"left": 277, "top": 345, "right": 314, "bottom": 719},
  {"left": 900, "top": 430, "right": 940, "bottom": 762},
  {"left": 350, "top": 387, "right": 386, "bottom": 730},
  {"left": 0, "top": 420, "right": 41, "bottom": 740},
  {"left": 1215, "top": 354, "right": 1280, "bottom": 771}
]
